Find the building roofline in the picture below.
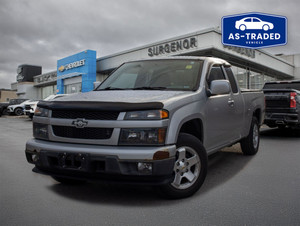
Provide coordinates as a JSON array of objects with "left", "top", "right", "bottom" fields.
[
  {"left": 0, "top": 88, "right": 15, "bottom": 91},
  {"left": 96, "top": 27, "right": 295, "bottom": 68},
  {"left": 97, "top": 27, "right": 221, "bottom": 61},
  {"left": 18, "top": 64, "right": 42, "bottom": 68}
]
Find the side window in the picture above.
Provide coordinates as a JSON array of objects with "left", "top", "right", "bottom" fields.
[
  {"left": 225, "top": 67, "right": 239, "bottom": 93},
  {"left": 207, "top": 65, "right": 225, "bottom": 87}
]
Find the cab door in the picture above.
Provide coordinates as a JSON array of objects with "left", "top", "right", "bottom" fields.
[
  {"left": 223, "top": 66, "right": 245, "bottom": 141},
  {"left": 204, "top": 65, "right": 240, "bottom": 151}
]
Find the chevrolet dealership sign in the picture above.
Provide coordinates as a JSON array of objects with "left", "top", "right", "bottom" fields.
[
  {"left": 56, "top": 50, "right": 96, "bottom": 94},
  {"left": 222, "top": 12, "right": 287, "bottom": 49},
  {"left": 58, "top": 59, "right": 85, "bottom": 72}
]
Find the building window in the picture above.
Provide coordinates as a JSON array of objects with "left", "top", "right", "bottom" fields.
[
  {"left": 231, "top": 65, "right": 248, "bottom": 89},
  {"left": 64, "top": 83, "right": 82, "bottom": 94},
  {"left": 42, "top": 85, "right": 57, "bottom": 99},
  {"left": 249, "top": 70, "right": 264, "bottom": 90}
]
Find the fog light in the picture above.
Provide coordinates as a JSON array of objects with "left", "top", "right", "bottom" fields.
[
  {"left": 32, "top": 153, "right": 39, "bottom": 163},
  {"left": 137, "top": 162, "right": 153, "bottom": 174}
]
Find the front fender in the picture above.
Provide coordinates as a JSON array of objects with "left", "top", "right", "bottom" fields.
[{"left": 165, "top": 101, "right": 204, "bottom": 145}]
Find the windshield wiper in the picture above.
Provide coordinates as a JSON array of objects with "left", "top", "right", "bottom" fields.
[
  {"left": 99, "top": 87, "right": 127, "bottom": 90},
  {"left": 132, "top": 86, "right": 167, "bottom": 90}
]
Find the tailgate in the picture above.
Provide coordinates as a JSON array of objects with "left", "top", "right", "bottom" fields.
[{"left": 264, "top": 91, "right": 290, "bottom": 109}]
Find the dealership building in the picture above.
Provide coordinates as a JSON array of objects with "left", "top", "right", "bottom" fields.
[{"left": 13, "top": 28, "right": 300, "bottom": 99}]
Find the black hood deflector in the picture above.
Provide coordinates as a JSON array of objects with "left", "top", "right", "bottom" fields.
[{"left": 37, "top": 101, "right": 164, "bottom": 111}]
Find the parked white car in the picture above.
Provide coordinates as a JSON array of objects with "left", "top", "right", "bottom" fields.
[
  {"left": 7, "top": 99, "right": 33, "bottom": 116},
  {"left": 235, "top": 17, "right": 274, "bottom": 31},
  {"left": 24, "top": 94, "right": 69, "bottom": 119}
]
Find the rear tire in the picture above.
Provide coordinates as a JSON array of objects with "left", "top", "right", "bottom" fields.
[
  {"left": 263, "top": 24, "right": 269, "bottom": 31},
  {"left": 51, "top": 176, "right": 86, "bottom": 185},
  {"left": 158, "top": 133, "right": 207, "bottom": 199},
  {"left": 241, "top": 117, "right": 260, "bottom": 155}
]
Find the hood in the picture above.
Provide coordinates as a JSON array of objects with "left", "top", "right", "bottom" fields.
[
  {"left": 38, "top": 90, "right": 197, "bottom": 111},
  {"left": 8, "top": 104, "right": 20, "bottom": 108},
  {"left": 57, "top": 90, "right": 194, "bottom": 103},
  {"left": 26, "top": 101, "right": 39, "bottom": 105}
]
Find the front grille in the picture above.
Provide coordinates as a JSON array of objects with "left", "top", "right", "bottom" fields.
[
  {"left": 52, "top": 126, "right": 113, "bottom": 139},
  {"left": 25, "top": 105, "right": 31, "bottom": 110},
  {"left": 52, "top": 110, "right": 119, "bottom": 120}
]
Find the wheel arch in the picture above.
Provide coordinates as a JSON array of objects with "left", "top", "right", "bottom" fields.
[
  {"left": 177, "top": 118, "right": 203, "bottom": 144},
  {"left": 253, "top": 108, "right": 262, "bottom": 126}
]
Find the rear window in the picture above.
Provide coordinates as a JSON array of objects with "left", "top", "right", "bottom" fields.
[
  {"left": 263, "top": 81, "right": 300, "bottom": 91},
  {"left": 225, "top": 67, "right": 239, "bottom": 93}
]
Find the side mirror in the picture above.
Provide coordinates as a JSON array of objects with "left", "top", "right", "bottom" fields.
[
  {"left": 93, "top": 81, "right": 102, "bottom": 89},
  {"left": 209, "top": 80, "right": 231, "bottom": 96}
]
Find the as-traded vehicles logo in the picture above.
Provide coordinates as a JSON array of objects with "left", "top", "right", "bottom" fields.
[{"left": 222, "top": 12, "right": 287, "bottom": 49}]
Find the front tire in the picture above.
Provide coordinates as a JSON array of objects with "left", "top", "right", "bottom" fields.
[
  {"left": 240, "top": 117, "right": 260, "bottom": 155},
  {"left": 14, "top": 107, "right": 23, "bottom": 116},
  {"left": 158, "top": 133, "right": 207, "bottom": 199}
]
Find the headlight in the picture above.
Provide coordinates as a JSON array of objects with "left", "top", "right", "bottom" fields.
[
  {"left": 33, "top": 123, "right": 49, "bottom": 140},
  {"left": 125, "top": 110, "right": 169, "bottom": 120},
  {"left": 34, "top": 107, "right": 49, "bottom": 117},
  {"left": 119, "top": 128, "right": 166, "bottom": 145}
]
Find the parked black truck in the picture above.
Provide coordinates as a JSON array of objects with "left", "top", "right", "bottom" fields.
[{"left": 263, "top": 80, "right": 300, "bottom": 129}]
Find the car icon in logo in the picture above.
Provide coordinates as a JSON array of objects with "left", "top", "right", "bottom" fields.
[{"left": 235, "top": 17, "right": 274, "bottom": 31}]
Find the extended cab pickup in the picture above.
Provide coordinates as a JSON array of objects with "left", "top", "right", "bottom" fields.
[
  {"left": 25, "top": 57, "right": 265, "bottom": 198},
  {"left": 263, "top": 80, "right": 300, "bottom": 129}
]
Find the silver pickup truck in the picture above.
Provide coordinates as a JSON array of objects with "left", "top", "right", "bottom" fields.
[{"left": 25, "top": 57, "right": 265, "bottom": 198}]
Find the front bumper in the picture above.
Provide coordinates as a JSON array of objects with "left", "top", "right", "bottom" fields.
[
  {"left": 25, "top": 139, "right": 176, "bottom": 184},
  {"left": 24, "top": 110, "right": 34, "bottom": 114}
]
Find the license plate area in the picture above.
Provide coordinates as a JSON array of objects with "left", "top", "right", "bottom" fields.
[{"left": 57, "top": 153, "right": 89, "bottom": 171}]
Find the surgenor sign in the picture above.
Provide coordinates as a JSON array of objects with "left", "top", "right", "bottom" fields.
[
  {"left": 222, "top": 12, "right": 287, "bottom": 49},
  {"left": 148, "top": 37, "right": 197, "bottom": 57}
]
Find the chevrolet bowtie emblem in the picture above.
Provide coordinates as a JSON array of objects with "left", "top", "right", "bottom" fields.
[
  {"left": 58, "top": 65, "right": 65, "bottom": 72},
  {"left": 72, "top": 119, "right": 88, "bottom": 128}
]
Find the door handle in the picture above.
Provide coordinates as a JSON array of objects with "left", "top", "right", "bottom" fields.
[{"left": 228, "top": 99, "right": 235, "bottom": 106}]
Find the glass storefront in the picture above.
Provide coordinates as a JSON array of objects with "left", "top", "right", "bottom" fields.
[
  {"left": 63, "top": 76, "right": 82, "bottom": 94},
  {"left": 64, "top": 82, "right": 82, "bottom": 94},
  {"left": 231, "top": 65, "right": 248, "bottom": 89},
  {"left": 230, "top": 64, "right": 281, "bottom": 90},
  {"left": 42, "top": 85, "right": 56, "bottom": 99}
]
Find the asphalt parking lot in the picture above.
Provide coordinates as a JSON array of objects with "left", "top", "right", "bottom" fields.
[{"left": 1, "top": 116, "right": 299, "bottom": 226}]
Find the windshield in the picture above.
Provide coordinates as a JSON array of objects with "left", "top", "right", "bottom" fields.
[{"left": 97, "top": 59, "right": 203, "bottom": 91}]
